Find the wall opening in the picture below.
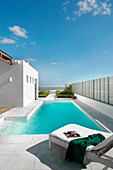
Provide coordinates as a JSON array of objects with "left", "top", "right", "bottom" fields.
[{"left": 35, "top": 79, "right": 37, "bottom": 100}]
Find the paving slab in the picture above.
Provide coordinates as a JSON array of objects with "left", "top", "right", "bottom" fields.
[
  {"left": 0, "top": 99, "right": 113, "bottom": 169},
  {"left": 4, "top": 154, "right": 36, "bottom": 170},
  {"left": 0, "top": 144, "right": 17, "bottom": 154},
  {"left": 0, "top": 135, "right": 15, "bottom": 144},
  {"left": 0, "top": 155, "right": 12, "bottom": 170},
  {"left": 11, "top": 135, "right": 34, "bottom": 144},
  {"left": 0, "top": 135, "right": 112, "bottom": 170}
]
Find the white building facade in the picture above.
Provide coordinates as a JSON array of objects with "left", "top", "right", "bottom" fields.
[{"left": 0, "top": 50, "right": 38, "bottom": 107}]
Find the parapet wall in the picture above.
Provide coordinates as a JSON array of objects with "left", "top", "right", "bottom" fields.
[{"left": 72, "top": 76, "right": 113, "bottom": 105}]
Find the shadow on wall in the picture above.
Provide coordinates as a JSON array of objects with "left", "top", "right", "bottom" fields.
[
  {"left": 0, "top": 61, "right": 17, "bottom": 77},
  {"left": 27, "top": 140, "right": 83, "bottom": 170},
  {"left": 0, "top": 78, "right": 10, "bottom": 89},
  {"left": 0, "top": 62, "right": 19, "bottom": 89}
]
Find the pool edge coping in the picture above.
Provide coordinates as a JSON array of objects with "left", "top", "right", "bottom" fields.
[
  {"left": 0, "top": 99, "right": 112, "bottom": 135},
  {"left": 0, "top": 100, "right": 43, "bottom": 123},
  {"left": 72, "top": 100, "right": 112, "bottom": 133}
]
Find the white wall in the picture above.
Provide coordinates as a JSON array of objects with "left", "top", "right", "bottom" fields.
[
  {"left": 0, "top": 60, "right": 38, "bottom": 107},
  {"left": 74, "top": 93, "right": 113, "bottom": 119},
  {"left": 23, "top": 61, "right": 38, "bottom": 107},
  {"left": 0, "top": 60, "right": 23, "bottom": 107}
]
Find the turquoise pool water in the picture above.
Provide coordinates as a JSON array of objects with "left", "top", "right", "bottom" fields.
[{"left": 0, "top": 101, "right": 102, "bottom": 135}]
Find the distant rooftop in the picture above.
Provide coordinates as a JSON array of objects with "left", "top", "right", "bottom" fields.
[{"left": 0, "top": 50, "right": 12, "bottom": 65}]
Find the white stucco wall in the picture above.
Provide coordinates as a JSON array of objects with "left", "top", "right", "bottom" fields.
[
  {"left": 0, "top": 60, "right": 23, "bottom": 107},
  {"left": 23, "top": 61, "right": 38, "bottom": 107},
  {"left": 0, "top": 60, "right": 38, "bottom": 107},
  {"left": 74, "top": 93, "right": 113, "bottom": 119}
]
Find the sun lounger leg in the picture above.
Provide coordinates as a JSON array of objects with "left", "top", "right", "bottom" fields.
[{"left": 49, "top": 135, "right": 52, "bottom": 149}]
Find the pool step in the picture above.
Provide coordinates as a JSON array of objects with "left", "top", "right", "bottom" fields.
[{"left": 4, "top": 100, "right": 43, "bottom": 121}]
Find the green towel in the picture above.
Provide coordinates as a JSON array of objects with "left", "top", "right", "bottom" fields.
[{"left": 65, "top": 133, "right": 105, "bottom": 168}]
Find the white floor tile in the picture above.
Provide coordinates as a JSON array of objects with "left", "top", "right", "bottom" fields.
[
  {"left": 12, "top": 135, "right": 34, "bottom": 144},
  {"left": 0, "top": 144, "right": 17, "bottom": 154},
  {"left": 0, "top": 135, "right": 15, "bottom": 144},
  {"left": 0, "top": 155, "right": 12, "bottom": 169},
  {"left": 4, "top": 154, "right": 36, "bottom": 170}
]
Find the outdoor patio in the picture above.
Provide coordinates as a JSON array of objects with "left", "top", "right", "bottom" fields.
[
  {"left": 0, "top": 98, "right": 113, "bottom": 170},
  {"left": 0, "top": 134, "right": 113, "bottom": 170}
]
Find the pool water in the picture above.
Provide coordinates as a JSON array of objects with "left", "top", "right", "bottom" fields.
[{"left": 0, "top": 102, "right": 102, "bottom": 135}]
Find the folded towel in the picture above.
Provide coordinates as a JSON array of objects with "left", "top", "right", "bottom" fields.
[{"left": 65, "top": 133, "right": 105, "bottom": 168}]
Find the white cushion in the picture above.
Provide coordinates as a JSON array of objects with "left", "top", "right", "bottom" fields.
[{"left": 51, "top": 124, "right": 112, "bottom": 146}]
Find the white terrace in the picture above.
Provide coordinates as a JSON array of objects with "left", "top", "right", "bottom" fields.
[{"left": 0, "top": 98, "right": 113, "bottom": 170}]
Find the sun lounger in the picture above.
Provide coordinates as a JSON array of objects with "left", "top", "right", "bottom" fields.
[
  {"left": 84, "top": 133, "right": 113, "bottom": 167},
  {"left": 49, "top": 124, "right": 113, "bottom": 167},
  {"left": 49, "top": 124, "right": 111, "bottom": 149}
]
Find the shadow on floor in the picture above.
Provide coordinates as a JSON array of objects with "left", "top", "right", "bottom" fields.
[{"left": 27, "top": 140, "right": 84, "bottom": 170}]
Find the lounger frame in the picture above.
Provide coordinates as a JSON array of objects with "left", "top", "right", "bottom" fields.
[{"left": 49, "top": 124, "right": 113, "bottom": 168}]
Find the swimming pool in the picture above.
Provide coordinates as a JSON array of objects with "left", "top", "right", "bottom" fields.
[{"left": 0, "top": 101, "right": 103, "bottom": 135}]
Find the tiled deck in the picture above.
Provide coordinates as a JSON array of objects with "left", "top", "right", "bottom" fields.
[
  {"left": 0, "top": 135, "right": 113, "bottom": 170},
  {"left": 0, "top": 99, "right": 113, "bottom": 169}
]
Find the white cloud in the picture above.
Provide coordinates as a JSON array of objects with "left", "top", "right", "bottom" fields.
[
  {"left": 57, "top": 78, "right": 69, "bottom": 82},
  {"left": 51, "top": 62, "right": 63, "bottom": 65},
  {"left": 77, "top": 0, "right": 111, "bottom": 16},
  {"left": 25, "top": 58, "right": 36, "bottom": 61},
  {"left": 9, "top": 25, "right": 28, "bottom": 38},
  {"left": 51, "top": 62, "right": 57, "bottom": 65},
  {"left": 88, "top": 0, "right": 98, "bottom": 8},
  {"left": 77, "top": 0, "right": 92, "bottom": 14},
  {"left": 102, "top": 11, "right": 107, "bottom": 15},
  {"left": 74, "top": 64, "right": 77, "bottom": 67},
  {"left": 93, "top": 2, "right": 111, "bottom": 16},
  {"left": 74, "top": 10, "right": 81, "bottom": 17},
  {"left": 63, "top": 1, "right": 70, "bottom": 6},
  {"left": 12, "top": 36, "right": 18, "bottom": 40},
  {"left": 66, "top": 16, "right": 76, "bottom": 21},
  {"left": 63, "top": 7, "right": 67, "bottom": 12},
  {"left": 93, "top": 9, "right": 100, "bottom": 16},
  {"left": 72, "top": 17, "right": 76, "bottom": 21},
  {"left": 63, "top": 0, "right": 111, "bottom": 20},
  {"left": 59, "top": 62, "right": 63, "bottom": 65},
  {"left": 57, "top": 78, "right": 61, "bottom": 82},
  {"left": 101, "top": 2, "right": 111, "bottom": 15},
  {"left": 0, "top": 37, "right": 16, "bottom": 44},
  {"left": 30, "top": 42, "right": 36, "bottom": 45},
  {"left": 66, "top": 16, "right": 71, "bottom": 20}
]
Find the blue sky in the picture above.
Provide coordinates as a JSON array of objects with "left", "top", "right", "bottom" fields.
[{"left": 0, "top": 0, "right": 113, "bottom": 87}]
